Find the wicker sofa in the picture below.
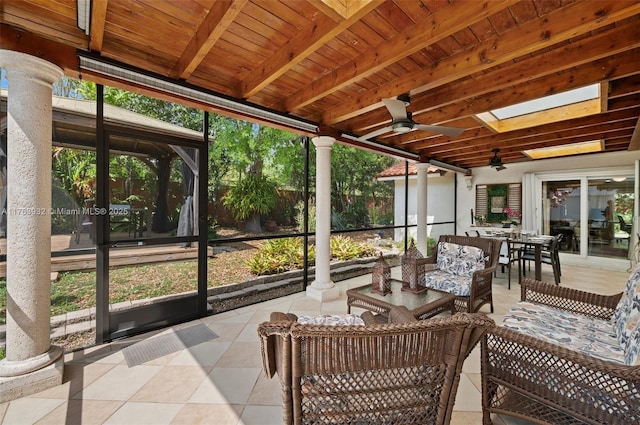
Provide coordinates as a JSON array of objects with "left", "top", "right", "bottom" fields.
[
  {"left": 481, "top": 275, "right": 640, "bottom": 425},
  {"left": 258, "top": 310, "right": 494, "bottom": 425},
  {"left": 411, "top": 235, "right": 501, "bottom": 313}
]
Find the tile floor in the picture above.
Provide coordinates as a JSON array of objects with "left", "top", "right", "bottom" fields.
[{"left": 0, "top": 263, "right": 631, "bottom": 424}]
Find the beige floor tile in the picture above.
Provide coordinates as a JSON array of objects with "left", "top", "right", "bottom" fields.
[
  {"left": 75, "top": 364, "right": 161, "bottom": 401},
  {"left": 103, "top": 401, "right": 183, "bottom": 425},
  {"left": 188, "top": 367, "right": 261, "bottom": 405},
  {"left": 168, "top": 340, "right": 231, "bottom": 367},
  {"left": 239, "top": 405, "right": 284, "bottom": 425},
  {"left": 452, "top": 374, "right": 482, "bottom": 412},
  {"left": 247, "top": 309, "right": 273, "bottom": 324},
  {"left": 214, "top": 342, "right": 262, "bottom": 368},
  {"left": 34, "top": 400, "right": 123, "bottom": 425},
  {"left": 462, "top": 346, "right": 481, "bottom": 374},
  {"left": 0, "top": 402, "right": 8, "bottom": 423},
  {"left": 130, "top": 366, "right": 211, "bottom": 403},
  {"left": 289, "top": 297, "right": 322, "bottom": 312},
  {"left": 1, "top": 264, "right": 630, "bottom": 425},
  {"left": 216, "top": 311, "right": 255, "bottom": 324},
  {"left": 204, "top": 322, "right": 244, "bottom": 342},
  {"left": 450, "top": 411, "right": 485, "bottom": 424},
  {"left": 2, "top": 397, "right": 65, "bottom": 425},
  {"left": 170, "top": 403, "right": 243, "bottom": 425},
  {"left": 234, "top": 323, "right": 260, "bottom": 343},
  {"left": 28, "top": 362, "right": 116, "bottom": 399},
  {"left": 246, "top": 372, "right": 281, "bottom": 405}
]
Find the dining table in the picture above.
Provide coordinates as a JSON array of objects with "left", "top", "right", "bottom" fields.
[
  {"left": 479, "top": 229, "right": 553, "bottom": 282},
  {"left": 508, "top": 235, "right": 554, "bottom": 281}
]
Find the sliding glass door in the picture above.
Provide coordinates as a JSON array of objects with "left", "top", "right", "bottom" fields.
[{"left": 539, "top": 171, "right": 635, "bottom": 260}]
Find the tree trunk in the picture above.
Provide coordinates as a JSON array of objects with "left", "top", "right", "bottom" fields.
[{"left": 245, "top": 213, "right": 262, "bottom": 233}]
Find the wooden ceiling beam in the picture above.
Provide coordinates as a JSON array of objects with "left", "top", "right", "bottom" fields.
[
  {"left": 323, "top": 0, "right": 640, "bottom": 125},
  {"left": 170, "top": 0, "right": 248, "bottom": 80},
  {"left": 284, "top": 0, "right": 519, "bottom": 112},
  {"left": 392, "top": 52, "right": 640, "bottom": 147},
  {"left": 461, "top": 135, "right": 632, "bottom": 168},
  {"left": 414, "top": 105, "right": 640, "bottom": 153},
  {"left": 307, "top": 0, "right": 378, "bottom": 21},
  {"left": 88, "top": 0, "right": 108, "bottom": 52},
  {"left": 409, "top": 23, "right": 640, "bottom": 117},
  {"left": 609, "top": 74, "right": 640, "bottom": 99},
  {"left": 240, "top": 0, "right": 382, "bottom": 99},
  {"left": 436, "top": 128, "right": 635, "bottom": 164},
  {"left": 345, "top": 40, "right": 640, "bottom": 137},
  {"left": 628, "top": 116, "right": 640, "bottom": 151},
  {"left": 0, "top": 24, "right": 78, "bottom": 74}
]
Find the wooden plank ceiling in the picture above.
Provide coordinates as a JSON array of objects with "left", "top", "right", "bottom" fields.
[{"left": 1, "top": 0, "right": 639, "bottom": 170}]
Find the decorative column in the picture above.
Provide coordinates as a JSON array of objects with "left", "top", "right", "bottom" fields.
[
  {"left": 416, "top": 163, "right": 429, "bottom": 256},
  {"left": 0, "top": 50, "right": 64, "bottom": 402},
  {"left": 306, "top": 136, "right": 339, "bottom": 301}
]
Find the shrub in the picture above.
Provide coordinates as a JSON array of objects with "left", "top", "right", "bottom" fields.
[
  {"left": 295, "top": 200, "right": 316, "bottom": 233},
  {"left": 247, "top": 238, "right": 315, "bottom": 275},
  {"left": 330, "top": 235, "right": 376, "bottom": 261},
  {"left": 248, "top": 235, "right": 376, "bottom": 275}
]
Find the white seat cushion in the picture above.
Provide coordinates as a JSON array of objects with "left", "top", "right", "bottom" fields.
[{"left": 503, "top": 301, "right": 627, "bottom": 364}]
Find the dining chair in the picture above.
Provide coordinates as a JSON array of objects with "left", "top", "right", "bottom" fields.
[
  {"left": 497, "top": 239, "right": 520, "bottom": 289},
  {"left": 618, "top": 215, "right": 632, "bottom": 234},
  {"left": 521, "top": 234, "right": 562, "bottom": 284}
]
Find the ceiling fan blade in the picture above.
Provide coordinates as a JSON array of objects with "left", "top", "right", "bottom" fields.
[
  {"left": 415, "top": 124, "right": 464, "bottom": 137},
  {"left": 382, "top": 98, "right": 408, "bottom": 121},
  {"left": 360, "top": 125, "right": 394, "bottom": 140},
  {"left": 496, "top": 165, "right": 507, "bottom": 171}
]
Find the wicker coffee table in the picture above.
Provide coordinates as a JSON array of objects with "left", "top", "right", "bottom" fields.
[{"left": 347, "top": 279, "right": 456, "bottom": 321}]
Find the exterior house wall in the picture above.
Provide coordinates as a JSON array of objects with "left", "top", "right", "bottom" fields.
[
  {"left": 457, "top": 150, "right": 640, "bottom": 271},
  {"left": 391, "top": 171, "right": 455, "bottom": 243}
]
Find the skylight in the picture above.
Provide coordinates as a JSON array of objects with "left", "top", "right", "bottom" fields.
[
  {"left": 475, "top": 83, "right": 604, "bottom": 133},
  {"left": 491, "top": 84, "right": 600, "bottom": 119},
  {"left": 523, "top": 140, "right": 604, "bottom": 160}
]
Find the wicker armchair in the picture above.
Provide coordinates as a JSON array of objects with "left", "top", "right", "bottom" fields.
[
  {"left": 258, "top": 310, "right": 494, "bottom": 425},
  {"left": 412, "top": 235, "right": 501, "bottom": 313},
  {"left": 481, "top": 279, "right": 640, "bottom": 425}
]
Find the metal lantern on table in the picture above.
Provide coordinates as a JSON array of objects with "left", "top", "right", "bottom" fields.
[
  {"left": 371, "top": 252, "right": 391, "bottom": 295},
  {"left": 401, "top": 240, "right": 426, "bottom": 292}
]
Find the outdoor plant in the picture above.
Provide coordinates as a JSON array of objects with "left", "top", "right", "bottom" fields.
[
  {"left": 295, "top": 200, "right": 316, "bottom": 233},
  {"left": 247, "top": 237, "right": 315, "bottom": 275},
  {"left": 330, "top": 235, "right": 376, "bottom": 261},
  {"left": 223, "top": 174, "right": 278, "bottom": 233},
  {"left": 247, "top": 235, "right": 377, "bottom": 275}
]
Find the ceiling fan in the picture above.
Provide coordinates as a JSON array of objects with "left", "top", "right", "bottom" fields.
[
  {"left": 489, "top": 148, "right": 506, "bottom": 171},
  {"left": 359, "top": 94, "right": 465, "bottom": 140}
]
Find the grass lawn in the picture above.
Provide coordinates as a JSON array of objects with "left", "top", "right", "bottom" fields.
[{"left": 0, "top": 243, "right": 259, "bottom": 327}]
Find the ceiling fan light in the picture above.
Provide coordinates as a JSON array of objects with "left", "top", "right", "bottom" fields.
[{"left": 392, "top": 121, "right": 413, "bottom": 133}]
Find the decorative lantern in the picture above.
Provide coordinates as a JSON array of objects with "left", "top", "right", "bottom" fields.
[
  {"left": 371, "top": 252, "right": 391, "bottom": 295},
  {"left": 401, "top": 240, "right": 426, "bottom": 293}
]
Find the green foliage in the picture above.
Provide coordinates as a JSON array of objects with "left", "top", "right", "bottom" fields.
[
  {"left": 247, "top": 238, "right": 314, "bottom": 275},
  {"left": 295, "top": 200, "right": 316, "bottom": 232},
  {"left": 330, "top": 235, "right": 376, "bottom": 261},
  {"left": 248, "top": 235, "right": 376, "bottom": 275},
  {"left": 52, "top": 147, "right": 96, "bottom": 205},
  {"left": 223, "top": 174, "right": 278, "bottom": 221}
]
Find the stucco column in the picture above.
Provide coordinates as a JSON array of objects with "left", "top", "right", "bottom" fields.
[
  {"left": 416, "top": 163, "right": 429, "bottom": 255},
  {"left": 306, "top": 136, "right": 339, "bottom": 302},
  {"left": 0, "top": 50, "right": 64, "bottom": 401}
]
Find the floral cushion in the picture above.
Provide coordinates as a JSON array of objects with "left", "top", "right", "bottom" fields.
[
  {"left": 611, "top": 264, "right": 640, "bottom": 364},
  {"left": 422, "top": 269, "right": 472, "bottom": 296},
  {"left": 297, "top": 314, "right": 364, "bottom": 326},
  {"left": 503, "top": 301, "right": 628, "bottom": 365},
  {"left": 436, "top": 242, "right": 485, "bottom": 278}
]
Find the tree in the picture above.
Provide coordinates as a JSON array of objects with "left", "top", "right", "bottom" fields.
[
  {"left": 213, "top": 118, "right": 300, "bottom": 232},
  {"left": 331, "top": 145, "right": 394, "bottom": 228}
]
